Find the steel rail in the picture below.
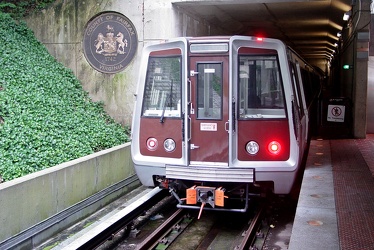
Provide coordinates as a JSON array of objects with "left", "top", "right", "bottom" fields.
[
  {"left": 136, "top": 208, "right": 186, "bottom": 250},
  {"left": 235, "top": 204, "right": 265, "bottom": 250},
  {"left": 60, "top": 187, "right": 166, "bottom": 250}
]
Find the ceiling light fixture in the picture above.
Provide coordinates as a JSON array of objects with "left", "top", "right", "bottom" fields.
[{"left": 343, "top": 11, "right": 351, "bottom": 21}]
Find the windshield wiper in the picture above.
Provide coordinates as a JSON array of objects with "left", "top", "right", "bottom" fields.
[{"left": 160, "top": 93, "right": 170, "bottom": 123}]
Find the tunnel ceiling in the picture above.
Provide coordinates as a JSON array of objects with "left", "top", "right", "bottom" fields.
[{"left": 173, "top": 0, "right": 352, "bottom": 67}]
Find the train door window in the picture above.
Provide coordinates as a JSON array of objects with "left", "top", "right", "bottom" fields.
[
  {"left": 196, "top": 63, "right": 223, "bottom": 120},
  {"left": 142, "top": 56, "right": 182, "bottom": 118},
  {"left": 238, "top": 55, "right": 286, "bottom": 119}
]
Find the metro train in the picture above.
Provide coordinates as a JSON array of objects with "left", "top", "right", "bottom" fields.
[{"left": 131, "top": 36, "right": 321, "bottom": 213}]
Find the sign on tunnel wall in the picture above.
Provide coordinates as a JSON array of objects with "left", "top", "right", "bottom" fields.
[
  {"left": 83, "top": 12, "right": 138, "bottom": 74},
  {"left": 327, "top": 104, "right": 345, "bottom": 122}
]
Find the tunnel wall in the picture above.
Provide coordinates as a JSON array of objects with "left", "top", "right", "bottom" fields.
[
  {"left": 367, "top": 14, "right": 374, "bottom": 133},
  {"left": 24, "top": 0, "right": 222, "bottom": 126},
  {"left": 0, "top": 143, "right": 134, "bottom": 243},
  {"left": 331, "top": 1, "right": 371, "bottom": 138}
]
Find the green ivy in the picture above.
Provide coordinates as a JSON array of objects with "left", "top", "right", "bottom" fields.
[
  {"left": 0, "top": 12, "right": 129, "bottom": 181},
  {"left": 0, "top": 0, "right": 56, "bottom": 19}
]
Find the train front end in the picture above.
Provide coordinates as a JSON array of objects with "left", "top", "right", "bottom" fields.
[{"left": 131, "top": 36, "right": 303, "bottom": 212}]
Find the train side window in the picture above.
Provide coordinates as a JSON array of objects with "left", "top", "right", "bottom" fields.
[
  {"left": 289, "top": 63, "right": 304, "bottom": 117},
  {"left": 142, "top": 56, "right": 182, "bottom": 118},
  {"left": 301, "top": 69, "right": 312, "bottom": 106},
  {"left": 196, "top": 62, "right": 223, "bottom": 120},
  {"left": 238, "top": 55, "right": 286, "bottom": 119}
]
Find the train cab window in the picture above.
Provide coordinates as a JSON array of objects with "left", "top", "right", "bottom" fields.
[
  {"left": 142, "top": 56, "right": 182, "bottom": 118},
  {"left": 196, "top": 63, "right": 223, "bottom": 120},
  {"left": 238, "top": 55, "right": 286, "bottom": 119}
]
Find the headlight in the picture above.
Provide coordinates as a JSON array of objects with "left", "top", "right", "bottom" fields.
[
  {"left": 246, "top": 141, "right": 259, "bottom": 155},
  {"left": 164, "top": 138, "right": 176, "bottom": 152}
]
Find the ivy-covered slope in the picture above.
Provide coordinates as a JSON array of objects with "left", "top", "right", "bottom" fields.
[{"left": 0, "top": 13, "right": 129, "bottom": 181}]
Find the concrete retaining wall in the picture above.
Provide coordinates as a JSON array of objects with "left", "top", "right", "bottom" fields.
[{"left": 0, "top": 143, "right": 134, "bottom": 242}]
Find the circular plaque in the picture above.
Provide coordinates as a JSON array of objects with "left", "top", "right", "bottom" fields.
[{"left": 83, "top": 12, "right": 138, "bottom": 74}]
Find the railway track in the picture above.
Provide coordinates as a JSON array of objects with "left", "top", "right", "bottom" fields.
[
  {"left": 38, "top": 187, "right": 293, "bottom": 250},
  {"left": 135, "top": 208, "right": 192, "bottom": 250},
  {"left": 115, "top": 199, "right": 269, "bottom": 250},
  {"left": 135, "top": 205, "right": 266, "bottom": 250},
  {"left": 40, "top": 187, "right": 169, "bottom": 250}
]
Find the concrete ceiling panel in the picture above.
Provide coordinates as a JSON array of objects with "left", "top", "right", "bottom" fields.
[{"left": 173, "top": 0, "right": 353, "bottom": 65}]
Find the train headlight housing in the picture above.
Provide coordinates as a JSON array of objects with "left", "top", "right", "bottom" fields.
[
  {"left": 163, "top": 138, "right": 176, "bottom": 152},
  {"left": 146, "top": 138, "right": 158, "bottom": 151},
  {"left": 246, "top": 141, "right": 259, "bottom": 155},
  {"left": 268, "top": 141, "right": 281, "bottom": 155}
]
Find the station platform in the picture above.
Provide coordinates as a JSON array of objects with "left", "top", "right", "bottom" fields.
[{"left": 289, "top": 134, "right": 374, "bottom": 250}]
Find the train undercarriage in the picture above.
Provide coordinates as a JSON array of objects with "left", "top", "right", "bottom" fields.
[{"left": 154, "top": 176, "right": 273, "bottom": 218}]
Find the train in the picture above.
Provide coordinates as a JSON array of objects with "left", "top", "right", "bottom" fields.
[{"left": 131, "top": 35, "right": 321, "bottom": 214}]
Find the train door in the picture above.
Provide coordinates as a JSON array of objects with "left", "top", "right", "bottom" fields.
[
  {"left": 289, "top": 62, "right": 305, "bottom": 149},
  {"left": 188, "top": 56, "right": 229, "bottom": 164},
  {"left": 295, "top": 61, "right": 309, "bottom": 149}
]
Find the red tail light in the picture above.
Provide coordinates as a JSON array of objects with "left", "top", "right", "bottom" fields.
[
  {"left": 268, "top": 141, "right": 281, "bottom": 155},
  {"left": 146, "top": 138, "right": 158, "bottom": 151}
]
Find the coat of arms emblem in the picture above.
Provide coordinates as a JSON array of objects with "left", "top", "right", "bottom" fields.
[
  {"left": 95, "top": 25, "right": 128, "bottom": 55},
  {"left": 83, "top": 12, "right": 138, "bottom": 74}
]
